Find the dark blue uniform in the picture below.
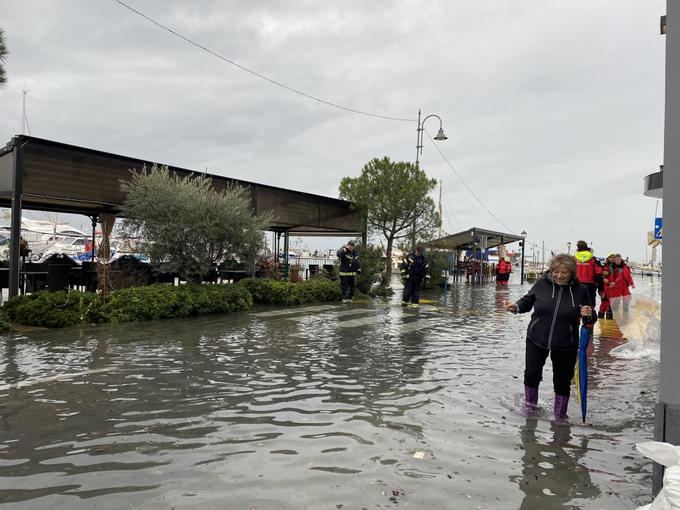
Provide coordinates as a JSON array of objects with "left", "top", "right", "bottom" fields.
[{"left": 400, "top": 252, "right": 429, "bottom": 305}]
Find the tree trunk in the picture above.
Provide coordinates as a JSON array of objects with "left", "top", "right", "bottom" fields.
[{"left": 383, "top": 235, "right": 394, "bottom": 285}]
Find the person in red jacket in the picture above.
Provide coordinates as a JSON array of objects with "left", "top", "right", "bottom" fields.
[
  {"left": 495, "top": 257, "right": 512, "bottom": 286},
  {"left": 611, "top": 254, "right": 635, "bottom": 313},
  {"left": 574, "top": 241, "right": 603, "bottom": 308},
  {"left": 598, "top": 253, "right": 620, "bottom": 319}
]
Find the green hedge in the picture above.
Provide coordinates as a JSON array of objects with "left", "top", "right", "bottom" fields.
[
  {"left": 3, "top": 291, "right": 104, "bottom": 328},
  {"left": 2, "top": 278, "right": 342, "bottom": 329},
  {"left": 3, "top": 284, "right": 251, "bottom": 328},
  {"left": 238, "top": 277, "right": 341, "bottom": 305},
  {"left": 102, "top": 283, "right": 252, "bottom": 322}
]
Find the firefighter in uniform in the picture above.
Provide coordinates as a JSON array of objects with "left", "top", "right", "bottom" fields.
[
  {"left": 400, "top": 246, "right": 430, "bottom": 307},
  {"left": 337, "top": 240, "right": 360, "bottom": 303}
]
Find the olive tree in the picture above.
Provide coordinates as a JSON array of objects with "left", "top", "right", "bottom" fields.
[
  {"left": 339, "top": 157, "right": 439, "bottom": 284},
  {"left": 120, "top": 164, "right": 271, "bottom": 282}
]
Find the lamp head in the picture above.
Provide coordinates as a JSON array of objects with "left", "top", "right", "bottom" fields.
[
  {"left": 434, "top": 128, "right": 448, "bottom": 141},
  {"left": 521, "top": 230, "right": 527, "bottom": 239}
]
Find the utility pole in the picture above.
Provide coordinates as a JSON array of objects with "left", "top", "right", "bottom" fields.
[
  {"left": 438, "top": 178, "right": 443, "bottom": 238},
  {"left": 542, "top": 240, "right": 545, "bottom": 271}
]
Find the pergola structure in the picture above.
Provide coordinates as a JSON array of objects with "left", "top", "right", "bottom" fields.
[
  {"left": 0, "top": 135, "right": 364, "bottom": 297},
  {"left": 425, "top": 227, "right": 525, "bottom": 283},
  {"left": 426, "top": 227, "right": 523, "bottom": 256}
]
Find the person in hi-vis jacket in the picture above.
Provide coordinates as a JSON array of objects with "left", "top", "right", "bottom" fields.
[{"left": 337, "top": 240, "right": 360, "bottom": 303}]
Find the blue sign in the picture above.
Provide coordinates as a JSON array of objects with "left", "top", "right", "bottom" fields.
[{"left": 654, "top": 217, "right": 663, "bottom": 240}]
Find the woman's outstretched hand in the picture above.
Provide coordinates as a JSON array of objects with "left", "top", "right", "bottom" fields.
[{"left": 504, "top": 300, "right": 518, "bottom": 313}]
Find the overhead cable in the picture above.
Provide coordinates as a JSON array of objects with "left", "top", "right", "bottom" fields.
[
  {"left": 111, "top": 0, "right": 415, "bottom": 122},
  {"left": 425, "top": 130, "right": 515, "bottom": 234}
]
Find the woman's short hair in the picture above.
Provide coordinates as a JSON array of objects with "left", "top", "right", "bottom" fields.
[{"left": 548, "top": 254, "right": 577, "bottom": 276}]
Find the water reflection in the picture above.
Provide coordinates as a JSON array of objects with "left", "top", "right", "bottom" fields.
[
  {"left": 0, "top": 279, "right": 661, "bottom": 508},
  {"left": 513, "top": 420, "right": 599, "bottom": 509}
]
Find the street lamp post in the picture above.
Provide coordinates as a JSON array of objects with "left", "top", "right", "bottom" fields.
[
  {"left": 416, "top": 109, "right": 447, "bottom": 164},
  {"left": 567, "top": 241, "right": 572, "bottom": 254},
  {"left": 520, "top": 230, "right": 527, "bottom": 284}
]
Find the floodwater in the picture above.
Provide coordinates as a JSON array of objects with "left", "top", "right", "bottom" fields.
[{"left": 0, "top": 275, "right": 662, "bottom": 509}]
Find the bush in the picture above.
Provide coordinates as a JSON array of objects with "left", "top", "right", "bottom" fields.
[
  {"left": 239, "top": 277, "right": 341, "bottom": 305},
  {"left": 289, "top": 264, "right": 304, "bottom": 283},
  {"left": 2, "top": 277, "right": 342, "bottom": 329},
  {"left": 355, "top": 244, "right": 384, "bottom": 295},
  {"left": 371, "top": 284, "right": 395, "bottom": 297},
  {"left": 2, "top": 283, "right": 252, "bottom": 328},
  {"left": 102, "top": 283, "right": 252, "bottom": 322},
  {"left": 0, "top": 310, "right": 11, "bottom": 333},
  {"left": 4, "top": 291, "right": 104, "bottom": 328},
  {"left": 425, "top": 250, "right": 451, "bottom": 288}
]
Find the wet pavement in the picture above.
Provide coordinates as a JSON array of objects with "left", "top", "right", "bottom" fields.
[{"left": 0, "top": 276, "right": 662, "bottom": 509}]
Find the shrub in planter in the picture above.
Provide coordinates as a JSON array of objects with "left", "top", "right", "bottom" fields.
[
  {"left": 239, "top": 278, "right": 341, "bottom": 305},
  {"left": 103, "top": 283, "right": 252, "bottom": 322},
  {"left": 3, "top": 284, "right": 252, "bottom": 328},
  {"left": 4, "top": 291, "right": 104, "bottom": 328},
  {"left": 299, "top": 278, "right": 341, "bottom": 302},
  {"left": 289, "top": 263, "right": 303, "bottom": 283}
]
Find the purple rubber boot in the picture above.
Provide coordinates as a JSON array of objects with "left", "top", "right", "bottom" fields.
[
  {"left": 553, "top": 395, "right": 570, "bottom": 424},
  {"left": 518, "top": 385, "right": 539, "bottom": 417}
]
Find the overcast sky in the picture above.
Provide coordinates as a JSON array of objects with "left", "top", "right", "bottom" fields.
[{"left": 0, "top": 0, "right": 667, "bottom": 260}]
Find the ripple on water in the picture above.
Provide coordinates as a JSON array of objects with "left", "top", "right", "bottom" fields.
[{"left": 0, "top": 278, "right": 661, "bottom": 509}]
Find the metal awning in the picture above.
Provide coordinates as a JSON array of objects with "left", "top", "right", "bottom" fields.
[
  {"left": 0, "top": 135, "right": 365, "bottom": 297},
  {"left": 0, "top": 135, "right": 363, "bottom": 236},
  {"left": 425, "top": 227, "right": 523, "bottom": 251}
]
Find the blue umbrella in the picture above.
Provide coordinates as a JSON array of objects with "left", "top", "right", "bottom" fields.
[{"left": 574, "top": 325, "right": 591, "bottom": 423}]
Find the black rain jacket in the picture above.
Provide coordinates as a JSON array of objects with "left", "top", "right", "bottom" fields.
[
  {"left": 337, "top": 247, "right": 360, "bottom": 276},
  {"left": 515, "top": 272, "right": 596, "bottom": 351},
  {"left": 400, "top": 253, "right": 429, "bottom": 281}
]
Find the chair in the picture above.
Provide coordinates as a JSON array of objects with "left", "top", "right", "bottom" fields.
[
  {"left": 23, "top": 262, "right": 48, "bottom": 293},
  {"left": 80, "top": 261, "right": 98, "bottom": 292},
  {"left": 47, "top": 264, "right": 71, "bottom": 292}
]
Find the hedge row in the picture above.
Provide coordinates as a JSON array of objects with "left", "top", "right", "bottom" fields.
[
  {"left": 2, "top": 278, "right": 342, "bottom": 329},
  {"left": 239, "top": 277, "right": 341, "bottom": 306}
]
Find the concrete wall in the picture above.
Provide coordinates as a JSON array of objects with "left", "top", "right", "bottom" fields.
[{"left": 655, "top": 0, "right": 680, "bottom": 494}]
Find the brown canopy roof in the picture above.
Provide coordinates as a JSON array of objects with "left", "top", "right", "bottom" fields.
[
  {"left": 425, "top": 227, "right": 523, "bottom": 251},
  {"left": 0, "top": 135, "right": 363, "bottom": 236}
]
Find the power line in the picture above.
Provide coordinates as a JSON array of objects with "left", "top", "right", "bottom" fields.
[
  {"left": 111, "top": 0, "right": 415, "bottom": 123},
  {"left": 0, "top": 95, "right": 21, "bottom": 135},
  {"left": 425, "top": 130, "right": 515, "bottom": 234}
]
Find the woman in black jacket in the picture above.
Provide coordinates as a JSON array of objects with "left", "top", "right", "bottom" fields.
[{"left": 505, "top": 254, "right": 594, "bottom": 423}]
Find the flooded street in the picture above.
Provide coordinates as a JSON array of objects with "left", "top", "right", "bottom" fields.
[{"left": 0, "top": 276, "right": 662, "bottom": 509}]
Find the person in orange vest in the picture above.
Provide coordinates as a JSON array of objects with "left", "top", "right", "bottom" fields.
[
  {"left": 495, "top": 257, "right": 512, "bottom": 286},
  {"left": 574, "top": 240, "right": 603, "bottom": 308}
]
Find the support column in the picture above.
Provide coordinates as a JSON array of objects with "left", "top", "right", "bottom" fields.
[
  {"left": 8, "top": 142, "right": 24, "bottom": 299},
  {"left": 283, "top": 231, "right": 290, "bottom": 279},
  {"left": 654, "top": 0, "right": 680, "bottom": 495},
  {"left": 96, "top": 213, "right": 116, "bottom": 296},
  {"left": 90, "top": 215, "right": 98, "bottom": 262}
]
